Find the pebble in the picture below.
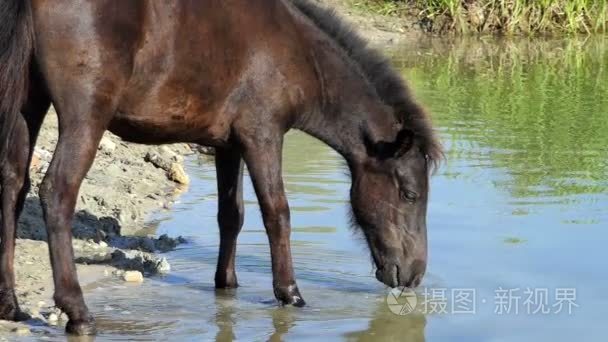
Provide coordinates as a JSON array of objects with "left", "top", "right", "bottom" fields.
[
  {"left": 28, "top": 308, "right": 40, "bottom": 318},
  {"left": 11, "top": 327, "right": 30, "bottom": 336},
  {"left": 155, "top": 257, "right": 171, "bottom": 274},
  {"left": 98, "top": 136, "right": 117, "bottom": 153},
  {"left": 48, "top": 313, "right": 59, "bottom": 324},
  {"left": 168, "top": 163, "right": 189, "bottom": 185},
  {"left": 123, "top": 270, "right": 144, "bottom": 283}
]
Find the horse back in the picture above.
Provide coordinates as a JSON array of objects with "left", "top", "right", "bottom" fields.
[{"left": 30, "top": 0, "right": 320, "bottom": 146}]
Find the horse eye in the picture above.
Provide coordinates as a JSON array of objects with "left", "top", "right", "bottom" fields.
[{"left": 400, "top": 190, "right": 418, "bottom": 203}]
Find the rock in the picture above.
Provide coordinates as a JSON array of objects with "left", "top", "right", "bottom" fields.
[
  {"left": 192, "top": 145, "right": 215, "bottom": 155},
  {"left": 140, "top": 237, "right": 156, "bottom": 252},
  {"left": 123, "top": 271, "right": 144, "bottom": 283},
  {"left": 168, "top": 163, "right": 189, "bottom": 185},
  {"left": 98, "top": 136, "right": 117, "bottom": 153},
  {"left": 28, "top": 308, "right": 40, "bottom": 318},
  {"left": 11, "top": 327, "right": 30, "bottom": 336},
  {"left": 180, "top": 144, "right": 193, "bottom": 154},
  {"left": 155, "top": 257, "right": 171, "bottom": 274},
  {"left": 111, "top": 249, "right": 173, "bottom": 275},
  {"left": 144, "top": 151, "right": 173, "bottom": 171},
  {"left": 155, "top": 234, "right": 179, "bottom": 252},
  {"left": 159, "top": 146, "right": 183, "bottom": 163},
  {"left": 48, "top": 313, "right": 59, "bottom": 324}
]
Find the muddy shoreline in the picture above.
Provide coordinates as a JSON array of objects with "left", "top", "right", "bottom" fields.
[
  {"left": 1, "top": 111, "right": 192, "bottom": 336},
  {"left": 0, "top": 1, "right": 411, "bottom": 337},
  {"left": 321, "top": 0, "right": 425, "bottom": 44}
]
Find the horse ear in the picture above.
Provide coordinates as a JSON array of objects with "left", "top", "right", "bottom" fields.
[
  {"left": 363, "top": 127, "right": 414, "bottom": 159},
  {"left": 393, "top": 128, "right": 414, "bottom": 158}
]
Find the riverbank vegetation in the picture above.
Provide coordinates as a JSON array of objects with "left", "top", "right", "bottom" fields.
[{"left": 348, "top": 0, "right": 608, "bottom": 34}]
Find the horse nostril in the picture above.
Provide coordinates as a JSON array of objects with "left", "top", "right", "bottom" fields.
[
  {"left": 375, "top": 265, "right": 400, "bottom": 288},
  {"left": 409, "top": 272, "right": 423, "bottom": 287},
  {"left": 406, "top": 259, "right": 426, "bottom": 287}
]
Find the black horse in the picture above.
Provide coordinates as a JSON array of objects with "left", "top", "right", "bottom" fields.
[{"left": 0, "top": 0, "right": 442, "bottom": 335}]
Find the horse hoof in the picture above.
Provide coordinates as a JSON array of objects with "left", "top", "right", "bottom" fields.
[
  {"left": 0, "top": 289, "right": 28, "bottom": 322},
  {"left": 0, "top": 307, "right": 29, "bottom": 322},
  {"left": 66, "top": 317, "right": 97, "bottom": 336},
  {"left": 274, "top": 285, "right": 306, "bottom": 307}
]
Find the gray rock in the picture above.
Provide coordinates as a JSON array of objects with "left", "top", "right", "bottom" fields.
[{"left": 98, "top": 136, "right": 117, "bottom": 153}]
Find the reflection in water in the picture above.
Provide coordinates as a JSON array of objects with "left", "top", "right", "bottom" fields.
[
  {"left": 268, "top": 308, "right": 296, "bottom": 342},
  {"left": 345, "top": 309, "right": 426, "bottom": 342},
  {"left": 214, "top": 291, "right": 237, "bottom": 342},
  {"left": 392, "top": 37, "right": 608, "bottom": 203}
]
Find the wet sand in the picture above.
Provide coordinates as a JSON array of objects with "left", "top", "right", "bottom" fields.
[{"left": 1, "top": 110, "right": 192, "bottom": 336}]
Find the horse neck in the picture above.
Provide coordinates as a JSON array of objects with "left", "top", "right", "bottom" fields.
[{"left": 293, "top": 44, "right": 390, "bottom": 165}]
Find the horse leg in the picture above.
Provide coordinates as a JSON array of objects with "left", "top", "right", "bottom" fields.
[
  {"left": 215, "top": 147, "right": 245, "bottom": 289},
  {"left": 238, "top": 134, "right": 305, "bottom": 307},
  {"left": 39, "top": 110, "right": 109, "bottom": 335},
  {"left": 0, "top": 87, "right": 49, "bottom": 321}
]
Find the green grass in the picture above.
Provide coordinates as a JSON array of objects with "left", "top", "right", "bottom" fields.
[{"left": 348, "top": 0, "right": 608, "bottom": 34}]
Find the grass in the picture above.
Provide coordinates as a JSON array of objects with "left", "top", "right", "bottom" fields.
[{"left": 348, "top": 0, "right": 608, "bottom": 34}]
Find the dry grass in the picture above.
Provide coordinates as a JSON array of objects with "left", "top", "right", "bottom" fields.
[{"left": 349, "top": 0, "right": 608, "bottom": 34}]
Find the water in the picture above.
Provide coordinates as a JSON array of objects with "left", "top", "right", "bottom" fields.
[{"left": 30, "top": 37, "right": 608, "bottom": 341}]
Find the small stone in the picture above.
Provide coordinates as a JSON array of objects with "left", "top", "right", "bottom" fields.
[
  {"left": 155, "top": 257, "right": 171, "bottom": 274},
  {"left": 123, "top": 270, "right": 144, "bottom": 283},
  {"left": 11, "top": 327, "right": 30, "bottom": 336},
  {"left": 99, "top": 241, "right": 108, "bottom": 248},
  {"left": 48, "top": 313, "right": 59, "bottom": 324},
  {"left": 144, "top": 151, "right": 172, "bottom": 171},
  {"left": 168, "top": 163, "right": 189, "bottom": 185},
  {"left": 98, "top": 136, "right": 117, "bottom": 153},
  {"left": 29, "top": 308, "right": 40, "bottom": 318}
]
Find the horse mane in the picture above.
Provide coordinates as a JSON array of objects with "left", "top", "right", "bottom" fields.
[{"left": 289, "top": 0, "right": 443, "bottom": 171}]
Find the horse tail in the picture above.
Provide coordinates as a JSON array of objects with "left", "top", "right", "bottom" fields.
[{"left": 0, "top": 0, "right": 35, "bottom": 164}]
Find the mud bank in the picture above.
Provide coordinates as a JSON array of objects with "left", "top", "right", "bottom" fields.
[
  {"left": 1, "top": 109, "right": 192, "bottom": 336},
  {"left": 320, "top": 0, "right": 424, "bottom": 43}
]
